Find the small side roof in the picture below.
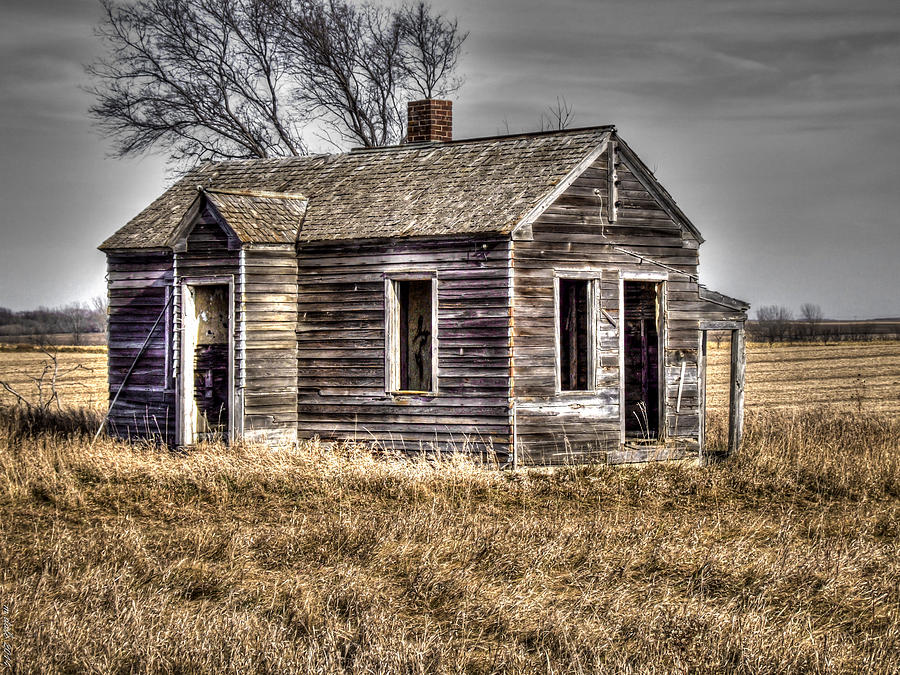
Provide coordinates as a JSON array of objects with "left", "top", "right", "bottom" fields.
[
  {"left": 100, "top": 126, "right": 614, "bottom": 250},
  {"left": 699, "top": 286, "right": 750, "bottom": 312},
  {"left": 171, "top": 188, "right": 309, "bottom": 246}
]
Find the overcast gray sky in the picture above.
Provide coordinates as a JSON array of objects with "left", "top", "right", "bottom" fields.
[{"left": 1, "top": 0, "right": 898, "bottom": 318}]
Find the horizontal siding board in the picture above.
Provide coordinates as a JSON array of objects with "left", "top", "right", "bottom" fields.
[
  {"left": 296, "top": 236, "right": 512, "bottom": 460},
  {"left": 104, "top": 252, "right": 175, "bottom": 445}
]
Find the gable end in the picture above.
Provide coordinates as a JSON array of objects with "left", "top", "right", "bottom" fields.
[
  {"left": 169, "top": 192, "right": 241, "bottom": 253},
  {"left": 511, "top": 131, "right": 612, "bottom": 241},
  {"left": 614, "top": 137, "right": 705, "bottom": 244}
]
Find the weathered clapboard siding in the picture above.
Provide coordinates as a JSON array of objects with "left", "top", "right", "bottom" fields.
[
  {"left": 241, "top": 245, "right": 298, "bottom": 443},
  {"left": 173, "top": 214, "right": 299, "bottom": 444},
  {"left": 512, "top": 143, "right": 704, "bottom": 465},
  {"left": 296, "top": 236, "right": 512, "bottom": 460},
  {"left": 103, "top": 120, "right": 748, "bottom": 461},
  {"left": 106, "top": 251, "right": 175, "bottom": 443}
]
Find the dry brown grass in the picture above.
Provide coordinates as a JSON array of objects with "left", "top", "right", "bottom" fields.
[
  {"left": 1, "top": 405, "right": 899, "bottom": 673},
  {"left": 1, "top": 342, "right": 899, "bottom": 672}
]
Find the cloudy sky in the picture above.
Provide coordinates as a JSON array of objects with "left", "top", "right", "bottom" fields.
[{"left": 1, "top": 0, "right": 898, "bottom": 318}]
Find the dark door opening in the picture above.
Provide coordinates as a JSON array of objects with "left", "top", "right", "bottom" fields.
[{"left": 623, "top": 281, "right": 661, "bottom": 438}]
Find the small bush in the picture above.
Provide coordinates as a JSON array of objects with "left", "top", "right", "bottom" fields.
[{"left": 0, "top": 405, "right": 103, "bottom": 440}]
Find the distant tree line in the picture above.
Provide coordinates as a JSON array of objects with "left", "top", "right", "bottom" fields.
[
  {"left": 0, "top": 298, "right": 107, "bottom": 346},
  {"left": 747, "top": 303, "right": 900, "bottom": 345}
]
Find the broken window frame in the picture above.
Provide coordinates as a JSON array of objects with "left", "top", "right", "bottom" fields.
[
  {"left": 384, "top": 272, "right": 439, "bottom": 395},
  {"left": 554, "top": 271, "right": 599, "bottom": 394}
]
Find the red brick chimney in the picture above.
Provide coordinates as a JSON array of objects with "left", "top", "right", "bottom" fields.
[{"left": 406, "top": 99, "right": 452, "bottom": 144}]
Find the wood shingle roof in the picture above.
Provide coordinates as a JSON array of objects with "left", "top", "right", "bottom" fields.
[
  {"left": 182, "top": 189, "right": 309, "bottom": 245},
  {"left": 100, "top": 126, "right": 613, "bottom": 250}
]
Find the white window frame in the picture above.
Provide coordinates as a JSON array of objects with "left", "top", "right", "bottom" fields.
[
  {"left": 553, "top": 270, "right": 599, "bottom": 394},
  {"left": 384, "top": 271, "right": 439, "bottom": 395}
]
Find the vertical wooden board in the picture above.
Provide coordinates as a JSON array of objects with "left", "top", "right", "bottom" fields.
[
  {"left": 698, "top": 330, "right": 707, "bottom": 459},
  {"left": 728, "top": 327, "right": 746, "bottom": 454}
]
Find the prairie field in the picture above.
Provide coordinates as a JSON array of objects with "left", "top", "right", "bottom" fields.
[
  {"left": 0, "top": 341, "right": 899, "bottom": 673},
  {"left": 0, "top": 347, "right": 107, "bottom": 410},
  {"left": 706, "top": 340, "right": 900, "bottom": 417}
]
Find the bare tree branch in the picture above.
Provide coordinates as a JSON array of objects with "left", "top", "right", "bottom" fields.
[
  {"left": 396, "top": 1, "right": 467, "bottom": 100},
  {"left": 88, "top": 0, "right": 308, "bottom": 166},
  {"left": 88, "top": 0, "right": 467, "bottom": 162},
  {"left": 0, "top": 381, "right": 34, "bottom": 410},
  {"left": 539, "top": 96, "right": 575, "bottom": 132}
]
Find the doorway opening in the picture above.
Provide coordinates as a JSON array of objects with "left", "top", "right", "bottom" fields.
[
  {"left": 181, "top": 283, "right": 231, "bottom": 444},
  {"left": 623, "top": 281, "right": 662, "bottom": 439}
]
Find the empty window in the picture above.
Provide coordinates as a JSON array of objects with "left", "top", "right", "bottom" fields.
[
  {"left": 559, "top": 278, "right": 590, "bottom": 391},
  {"left": 386, "top": 278, "right": 435, "bottom": 392}
]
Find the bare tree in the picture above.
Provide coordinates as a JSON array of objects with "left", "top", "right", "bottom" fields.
[
  {"left": 800, "top": 302, "right": 824, "bottom": 342},
  {"left": 396, "top": 2, "right": 466, "bottom": 99},
  {"left": 0, "top": 350, "right": 92, "bottom": 412},
  {"left": 281, "top": 0, "right": 466, "bottom": 147},
  {"left": 539, "top": 96, "right": 575, "bottom": 132},
  {"left": 88, "top": 0, "right": 467, "bottom": 164},
  {"left": 63, "top": 302, "right": 93, "bottom": 346},
  {"left": 88, "top": 0, "right": 306, "bottom": 165},
  {"left": 755, "top": 305, "right": 794, "bottom": 345},
  {"left": 91, "top": 295, "right": 109, "bottom": 337}
]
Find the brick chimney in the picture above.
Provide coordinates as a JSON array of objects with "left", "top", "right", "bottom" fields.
[{"left": 406, "top": 99, "right": 452, "bottom": 144}]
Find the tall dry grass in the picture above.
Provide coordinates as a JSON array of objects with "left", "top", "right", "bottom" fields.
[{"left": 1, "top": 406, "right": 898, "bottom": 673}]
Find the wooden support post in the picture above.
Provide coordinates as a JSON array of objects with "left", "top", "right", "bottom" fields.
[
  {"left": 728, "top": 327, "right": 746, "bottom": 455},
  {"left": 698, "top": 330, "right": 707, "bottom": 463}
]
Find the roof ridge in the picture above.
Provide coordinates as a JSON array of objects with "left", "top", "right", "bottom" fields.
[
  {"left": 199, "top": 126, "right": 617, "bottom": 165},
  {"left": 349, "top": 124, "right": 616, "bottom": 154},
  {"left": 203, "top": 187, "right": 308, "bottom": 201}
]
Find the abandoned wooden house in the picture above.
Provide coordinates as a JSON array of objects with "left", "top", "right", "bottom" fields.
[{"left": 99, "top": 99, "right": 749, "bottom": 466}]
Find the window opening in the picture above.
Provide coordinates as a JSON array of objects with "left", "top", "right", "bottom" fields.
[
  {"left": 391, "top": 279, "right": 433, "bottom": 392},
  {"left": 559, "top": 278, "right": 590, "bottom": 391}
]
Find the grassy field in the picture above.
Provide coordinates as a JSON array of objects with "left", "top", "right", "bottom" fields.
[
  {"left": 0, "top": 347, "right": 107, "bottom": 410},
  {"left": 3, "top": 340, "right": 899, "bottom": 416},
  {"left": 707, "top": 340, "right": 900, "bottom": 417},
  {"left": 1, "top": 342, "right": 899, "bottom": 673}
]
